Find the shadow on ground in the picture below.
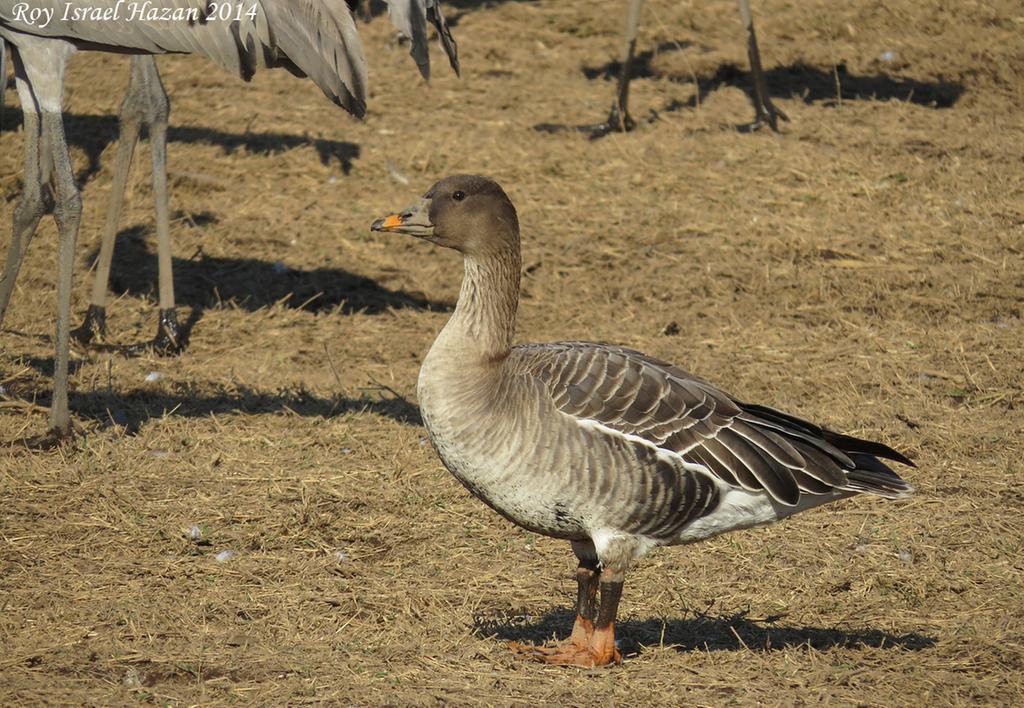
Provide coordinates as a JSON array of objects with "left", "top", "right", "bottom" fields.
[
  {"left": 0, "top": 223, "right": 445, "bottom": 389},
  {"left": 475, "top": 608, "right": 936, "bottom": 656},
  {"left": 537, "top": 53, "right": 965, "bottom": 133},
  {"left": 1, "top": 111, "right": 360, "bottom": 184},
  {"left": 86, "top": 225, "right": 450, "bottom": 316},
  {"left": 1, "top": 378, "right": 423, "bottom": 436}
]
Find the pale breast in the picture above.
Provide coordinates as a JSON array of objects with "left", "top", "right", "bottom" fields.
[
  {"left": 417, "top": 358, "right": 733, "bottom": 544},
  {"left": 418, "top": 363, "right": 596, "bottom": 539}
]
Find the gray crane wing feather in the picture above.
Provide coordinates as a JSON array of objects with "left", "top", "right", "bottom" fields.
[
  {"left": 383, "top": 0, "right": 458, "bottom": 79},
  {"left": 0, "top": 36, "right": 7, "bottom": 128},
  {"left": 509, "top": 341, "right": 913, "bottom": 506},
  {"left": 259, "top": 0, "right": 367, "bottom": 114},
  {"left": 425, "top": 0, "right": 458, "bottom": 76},
  {"left": 0, "top": 0, "right": 367, "bottom": 116}
]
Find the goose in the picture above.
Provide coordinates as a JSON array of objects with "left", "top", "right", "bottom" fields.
[
  {"left": 371, "top": 175, "right": 914, "bottom": 667},
  {"left": 0, "top": 0, "right": 455, "bottom": 444}
]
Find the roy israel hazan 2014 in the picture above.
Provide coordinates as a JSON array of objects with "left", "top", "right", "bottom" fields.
[{"left": 8, "top": 1, "right": 258, "bottom": 30}]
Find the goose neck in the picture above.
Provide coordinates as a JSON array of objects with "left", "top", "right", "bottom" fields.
[{"left": 439, "top": 248, "right": 521, "bottom": 362}]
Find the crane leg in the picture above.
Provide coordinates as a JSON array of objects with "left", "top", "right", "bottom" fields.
[
  {"left": 3, "top": 40, "right": 81, "bottom": 445},
  {"left": 74, "top": 56, "right": 181, "bottom": 355},
  {"left": 737, "top": 0, "right": 787, "bottom": 131},
  {"left": 45, "top": 104, "right": 82, "bottom": 442},
  {"left": 0, "top": 56, "right": 48, "bottom": 328},
  {"left": 590, "top": 0, "right": 646, "bottom": 139},
  {"left": 132, "top": 56, "right": 180, "bottom": 355},
  {"left": 72, "top": 62, "right": 143, "bottom": 346}
]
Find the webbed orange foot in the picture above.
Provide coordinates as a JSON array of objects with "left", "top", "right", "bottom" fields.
[
  {"left": 509, "top": 640, "right": 620, "bottom": 667},
  {"left": 508, "top": 636, "right": 585, "bottom": 657}
]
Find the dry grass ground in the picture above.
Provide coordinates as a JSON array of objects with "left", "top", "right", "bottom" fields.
[{"left": 1, "top": 0, "right": 1022, "bottom": 703}]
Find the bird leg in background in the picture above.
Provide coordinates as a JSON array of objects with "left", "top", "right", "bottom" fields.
[
  {"left": 74, "top": 56, "right": 182, "bottom": 355},
  {"left": 44, "top": 103, "right": 83, "bottom": 442},
  {"left": 589, "top": 0, "right": 646, "bottom": 139},
  {"left": 0, "top": 38, "right": 8, "bottom": 131},
  {"left": 1, "top": 41, "right": 82, "bottom": 446},
  {"left": 139, "top": 56, "right": 181, "bottom": 355},
  {"left": 72, "top": 67, "right": 143, "bottom": 347},
  {"left": 0, "top": 68, "right": 47, "bottom": 327},
  {"left": 737, "top": 0, "right": 788, "bottom": 131}
]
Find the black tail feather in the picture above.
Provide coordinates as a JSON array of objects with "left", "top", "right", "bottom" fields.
[
  {"left": 738, "top": 399, "right": 916, "bottom": 499},
  {"left": 846, "top": 453, "right": 914, "bottom": 498},
  {"left": 824, "top": 431, "right": 916, "bottom": 468},
  {"left": 740, "top": 401, "right": 915, "bottom": 468},
  {"left": 740, "top": 402, "right": 825, "bottom": 439}
]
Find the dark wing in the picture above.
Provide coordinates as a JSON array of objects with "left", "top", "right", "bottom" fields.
[{"left": 510, "top": 341, "right": 913, "bottom": 506}]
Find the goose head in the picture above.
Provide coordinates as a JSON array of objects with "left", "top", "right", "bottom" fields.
[{"left": 371, "top": 175, "right": 519, "bottom": 257}]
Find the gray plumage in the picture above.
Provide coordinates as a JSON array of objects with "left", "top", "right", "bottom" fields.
[
  {"left": 386, "top": 0, "right": 459, "bottom": 79},
  {"left": 420, "top": 328, "right": 913, "bottom": 551},
  {"left": 1, "top": 0, "right": 368, "bottom": 114},
  {"left": 1, "top": 36, "right": 7, "bottom": 126},
  {"left": 372, "top": 174, "right": 914, "bottom": 665}
]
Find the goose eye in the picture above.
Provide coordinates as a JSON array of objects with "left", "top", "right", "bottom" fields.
[{"left": 452, "top": 190, "right": 466, "bottom": 201}]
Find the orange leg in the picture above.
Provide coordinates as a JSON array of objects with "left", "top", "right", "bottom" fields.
[
  {"left": 567, "top": 615, "right": 594, "bottom": 648},
  {"left": 512, "top": 562, "right": 624, "bottom": 667},
  {"left": 587, "top": 579, "right": 623, "bottom": 666},
  {"left": 510, "top": 560, "right": 599, "bottom": 657}
]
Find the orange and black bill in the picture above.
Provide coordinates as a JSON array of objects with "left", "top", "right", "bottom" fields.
[{"left": 370, "top": 199, "right": 434, "bottom": 237}]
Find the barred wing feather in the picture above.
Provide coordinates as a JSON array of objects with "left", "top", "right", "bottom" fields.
[{"left": 512, "top": 341, "right": 913, "bottom": 507}]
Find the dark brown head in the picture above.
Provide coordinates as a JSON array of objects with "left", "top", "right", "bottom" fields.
[{"left": 371, "top": 175, "right": 519, "bottom": 257}]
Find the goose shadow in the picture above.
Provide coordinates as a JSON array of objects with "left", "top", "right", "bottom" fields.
[
  {"left": 536, "top": 47, "right": 965, "bottom": 133},
  {"left": 474, "top": 608, "right": 935, "bottom": 656},
  {"left": 2, "top": 377, "right": 423, "bottom": 434},
  {"left": 86, "top": 223, "right": 451, "bottom": 317},
  {"left": 0, "top": 111, "right": 360, "bottom": 185}
]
